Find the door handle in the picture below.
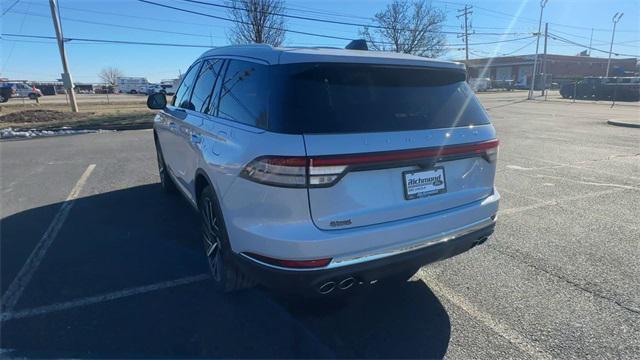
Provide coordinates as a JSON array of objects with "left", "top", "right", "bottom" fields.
[{"left": 168, "top": 122, "right": 177, "bottom": 130}]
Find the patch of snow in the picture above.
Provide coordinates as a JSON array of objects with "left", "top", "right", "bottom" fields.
[{"left": 0, "top": 127, "right": 113, "bottom": 139}]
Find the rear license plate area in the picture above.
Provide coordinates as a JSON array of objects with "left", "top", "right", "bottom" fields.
[{"left": 403, "top": 167, "right": 447, "bottom": 200}]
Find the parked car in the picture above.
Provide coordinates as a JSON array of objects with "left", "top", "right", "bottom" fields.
[
  {"left": 468, "top": 77, "right": 491, "bottom": 92},
  {"left": 158, "top": 83, "right": 176, "bottom": 95},
  {"left": 145, "top": 83, "right": 176, "bottom": 95},
  {"left": 147, "top": 44, "right": 500, "bottom": 295},
  {"left": 0, "top": 82, "right": 42, "bottom": 101},
  {"left": 0, "top": 84, "right": 12, "bottom": 103},
  {"left": 560, "top": 77, "right": 640, "bottom": 101},
  {"left": 142, "top": 84, "right": 162, "bottom": 95}
]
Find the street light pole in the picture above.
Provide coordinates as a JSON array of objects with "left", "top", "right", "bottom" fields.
[
  {"left": 605, "top": 12, "right": 623, "bottom": 77},
  {"left": 528, "top": 0, "right": 548, "bottom": 100},
  {"left": 49, "top": 0, "right": 78, "bottom": 112}
]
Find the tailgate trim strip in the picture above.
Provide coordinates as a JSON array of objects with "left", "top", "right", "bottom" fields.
[{"left": 327, "top": 216, "right": 495, "bottom": 269}]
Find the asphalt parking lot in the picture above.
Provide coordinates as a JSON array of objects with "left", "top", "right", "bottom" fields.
[{"left": 1, "top": 92, "right": 639, "bottom": 358}]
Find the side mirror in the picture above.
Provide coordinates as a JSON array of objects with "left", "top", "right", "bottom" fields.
[{"left": 147, "top": 93, "right": 167, "bottom": 109}]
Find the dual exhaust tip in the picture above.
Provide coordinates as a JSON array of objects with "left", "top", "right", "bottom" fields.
[
  {"left": 318, "top": 277, "right": 355, "bottom": 294},
  {"left": 317, "top": 236, "right": 489, "bottom": 294}
]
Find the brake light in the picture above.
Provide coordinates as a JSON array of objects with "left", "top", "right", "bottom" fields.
[
  {"left": 240, "top": 139, "right": 498, "bottom": 188},
  {"left": 244, "top": 253, "right": 332, "bottom": 269}
]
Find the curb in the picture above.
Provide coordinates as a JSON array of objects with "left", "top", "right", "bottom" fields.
[{"left": 607, "top": 119, "right": 640, "bottom": 129}]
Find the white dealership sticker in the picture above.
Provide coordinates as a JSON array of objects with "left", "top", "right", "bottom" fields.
[{"left": 403, "top": 167, "right": 447, "bottom": 200}]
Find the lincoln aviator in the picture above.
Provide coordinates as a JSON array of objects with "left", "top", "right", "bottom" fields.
[{"left": 147, "top": 44, "right": 500, "bottom": 295}]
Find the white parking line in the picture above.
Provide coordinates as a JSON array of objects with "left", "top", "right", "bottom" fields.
[
  {"left": 498, "top": 188, "right": 622, "bottom": 216},
  {"left": 1, "top": 274, "right": 210, "bottom": 322},
  {"left": 1, "top": 164, "right": 96, "bottom": 313},
  {"left": 420, "top": 270, "right": 552, "bottom": 360}
]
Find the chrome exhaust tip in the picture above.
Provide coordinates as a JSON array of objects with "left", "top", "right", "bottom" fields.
[
  {"left": 473, "top": 236, "right": 489, "bottom": 247},
  {"left": 338, "top": 277, "right": 355, "bottom": 290},
  {"left": 318, "top": 281, "right": 336, "bottom": 294}
]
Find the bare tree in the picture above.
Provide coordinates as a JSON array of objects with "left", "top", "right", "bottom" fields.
[
  {"left": 360, "top": 0, "right": 447, "bottom": 57},
  {"left": 98, "top": 67, "right": 124, "bottom": 86},
  {"left": 227, "top": 0, "right": 286, "bottom": 46}
]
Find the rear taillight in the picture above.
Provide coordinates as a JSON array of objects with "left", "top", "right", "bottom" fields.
[
  {"left": 240, "top": 139, "right": 499, "bottom": 188},
  {"left": 240, "top": 156, "right": 307, "bottom": 188},
  {"left": 244, "top": 253, "right": 332, "bottom": 269}
]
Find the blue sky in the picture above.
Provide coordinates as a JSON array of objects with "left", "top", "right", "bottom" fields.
[{"left": 1, "top": 0, "right": 638, "bottom": 83}]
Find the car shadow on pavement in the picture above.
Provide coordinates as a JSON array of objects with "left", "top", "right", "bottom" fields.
[
  {"left": 1, "top": 184, "right": 451, "bottom": 359},
  {"left": 267, "top": 281, "right": 451, "bottom": 359}
]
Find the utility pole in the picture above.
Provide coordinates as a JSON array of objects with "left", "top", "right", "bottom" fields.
[
  {"left": 49, "top": 0, "right": 78, "bottom": 112},
  {"left": 541, "top": 22, "right": 548, "bottom": 96},
  {"left": 528, "top": 0, "right": 548, "bottom": 100},
  {"left": 457, "top": 5, "right": 473, "bottom": 62},
  {"left": 588, "top": 28, "right": 594, "bottom": 56},
  {"left": 606, "top": 12, "right": 624, "bottom": 77}
]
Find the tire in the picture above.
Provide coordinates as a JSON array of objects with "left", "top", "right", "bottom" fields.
[
  {"left": 28, "top": 93, "right": 37, "bottom": 100},
  {"left": 129, "top": 90, "right": 137, "bottom": 94},
  {"left": 198, "top": 186, "right": 254, "bottom": 293},
  {"left": 155, "top": 139, "right": 177, "bottom": 193}
]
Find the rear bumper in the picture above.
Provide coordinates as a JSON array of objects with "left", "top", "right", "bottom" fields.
[
  {"left": 226, "top": 190, "right": 500, "bottom": 261},
  {"left": 233, "top": 222, "right": 495, "bottom": 294}
]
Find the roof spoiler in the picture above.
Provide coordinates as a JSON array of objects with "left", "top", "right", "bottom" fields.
[{"left": 345, "top": 39, "right": 368, "bottom": 51}]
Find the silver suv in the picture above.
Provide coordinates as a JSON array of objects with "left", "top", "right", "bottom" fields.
[{"left": 147, "top": 44, "right": 500, "bottom": 295}]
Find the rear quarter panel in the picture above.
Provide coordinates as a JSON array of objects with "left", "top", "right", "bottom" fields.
[{"left": 196, "top": 117, "right": 307, "bottom": 207}]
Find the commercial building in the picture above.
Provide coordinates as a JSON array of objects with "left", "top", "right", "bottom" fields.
[{"left": 463, "top": 54, "right": 638, "bottom": 88}]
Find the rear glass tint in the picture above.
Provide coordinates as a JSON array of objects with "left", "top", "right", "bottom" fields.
[{"left": 269, "top": 63, "right": 489, "bottom": 134}]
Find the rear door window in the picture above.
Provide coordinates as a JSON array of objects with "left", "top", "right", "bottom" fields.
[
  {"left": 271, "top": 63, "right": 490, "bottom": 134},
  {"left": 172, "top": 61, "right": 201, "bottom": 110},
  {"left": 217, "top": 60, "right": 269, "bottom": 128},
  {"left": 190, "top": 58, "right": 224, "bottom": 113}
]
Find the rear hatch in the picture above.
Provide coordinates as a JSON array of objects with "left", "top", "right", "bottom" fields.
[{"left": 278, "top": 63, "right": 498, "bottom": 230}]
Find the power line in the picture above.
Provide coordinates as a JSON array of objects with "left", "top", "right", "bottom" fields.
[
  {"left": 137, "top": 0, "right": 356, "bottom": 42},
  {"left": 471, "top": 4, "right": 638, "bottom": 33},
  {"left": 2, "top": 33, "right": 214, "bottom": 48},
  {"left": 178, "top": 0, "right": 528, "bottom": 36},
  {"left": 2, "top": 32, "right": 536, "bottom": 50},
  {"left": 1, "top": 38, "right": 55, "bottom": 44},
  {"left": 551, "top": 27, "right": 640, "bottom": 49},
  {"left": 500, "top": 38, "right": 537, "bottom": 56},
  {"left": 281, "top": 2, "right": 373, "bottom": 21},
  {"left": 139, "top": 0, "right": 536, "bottom": 48},
  {"left": 548, "top": 32, "right": 638, "bottom": 57},
  {"left": 12, "top": 1, "right": 230, "bottom": 30},
  {"left": 460, "top": 36, "right": 536, "bottom": 46},
  {"left": 9, "top": 10, "right": 214, "bottom": 38},
  {"left": 2, "top": 0, "right": 20, "bottom": 16},
  {"left": 2, "top": 0, "right": 30, "bottom": 68}
]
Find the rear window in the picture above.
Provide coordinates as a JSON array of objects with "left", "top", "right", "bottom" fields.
[{"left": 269, "top": 63, "right": 489, "bottom": 134}]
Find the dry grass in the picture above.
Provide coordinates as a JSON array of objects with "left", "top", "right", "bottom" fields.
[{"left": 0, "top": 100, "right": 155, "bottom": 130}]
